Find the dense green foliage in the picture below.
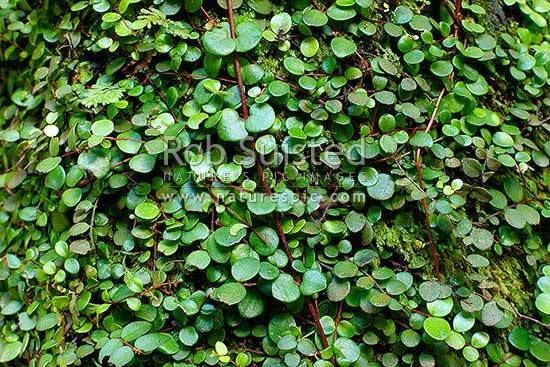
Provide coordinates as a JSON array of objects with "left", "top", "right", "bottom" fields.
[{"left": 1, "top": 0, "right": 549, "bottom": 366}]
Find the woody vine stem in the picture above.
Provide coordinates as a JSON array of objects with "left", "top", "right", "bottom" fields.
[{"left": 224, "top": 0, "right": 332, "bottom": 352}]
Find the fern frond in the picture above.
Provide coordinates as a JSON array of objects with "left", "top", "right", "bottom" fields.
[
  {"left": 138, "top": 8, "right": 197, "bottom": 39},
  {"left": 79, "top": 83, "right": 124, "bottom": 108}
]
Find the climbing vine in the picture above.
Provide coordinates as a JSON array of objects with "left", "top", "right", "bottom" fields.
[{"left": 0, "top": 0, "right": 549, "bottom": 366}]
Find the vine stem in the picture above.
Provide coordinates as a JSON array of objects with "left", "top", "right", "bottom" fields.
[
  {"left": 333, "top": 302, "right": 344, "bottom": 342},
  {"left": 493, "top": 353, "right": 514, "bottom": 367},
  {"left": 415, "top": 88, "right": 445, "bottom": 281},
  {"left": 225, "top": 0, "right": 331, "bottom": 352},
  {"left": 441, "top": 0, "right": 463, "bottom": 37},
  {"left": 226, "top": 0, "right": 249, "bottom": 119},
  {"left": 89, "top": 199, "right": 98, "bottom": 246},
  {"left": 515, "top": 311, "right": 550, "bottom": 329}
]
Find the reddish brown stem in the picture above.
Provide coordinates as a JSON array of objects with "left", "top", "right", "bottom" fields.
[
  {"left": 200, "top": 6, "right": 211, "bottom": 20},
  {"left": 210, "top": 208, "right": 216, "bottom": 231},
  {"left": 441, "top": 0, "right": 462, "bottom": 37},
  {"left": 61, "top": 149, "right": 80, "bottom": 158},
  {"left": 233, "top": 54, "right": 249, "bottom": 118},
  {"left": 415, "top": 89, "right": 445, "bottom": 281},
  {"left": 333, "top": 302, "right": 344, "bottom": 341},
  {"left": 226, "top": 0, "right": 249, "bottom": 118},
  {"left": 334, "top": 302, "right": 343, "bottom": 326},
  {"left": 455, "top": 0, "right": 462, "bottom": 21},
  {"left": 225, "top": 0, "right": 330, "bottom": 352},
  {"left": 493, "top": 353, "right": 514, "bottom": 367},
  {"left": 307, "top": 300, "right": 330, "bottom": 349}
]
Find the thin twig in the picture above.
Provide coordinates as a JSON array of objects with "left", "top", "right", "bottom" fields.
[
  {"left": 333, "top": 302, "right": 344, "bottom": 341},
  {"left": 493, "top": 353, "right": 514, "bottom": 367},
  {"left": 210, "top": 208, "right": 216, "bottom": 231},
  {"left": 89, "top": 199, "right": 98, "bottom": 247},
  {"left": 423, "top": 89, "right": 446, "bottom": 134},
  {"left": 200, "top": 6, "right": 211, "bottom": 20},
  {"left": 441, "top": 0, "right": 462, "bottom": 37},
  {"left": 359, "top": 269, "right": 431, "bottom": 317},
  {"left": 516, "top": 312, "right": 550, "bottom": 329},
  {"left": 226, "top": 0, "right": 249, "bottom": 118},
  {"left": 414, "top": 88, "right": 445, "bottom": 280},
  {"left": 61, "top": 149, "right": 80, "bottom": 158}
]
